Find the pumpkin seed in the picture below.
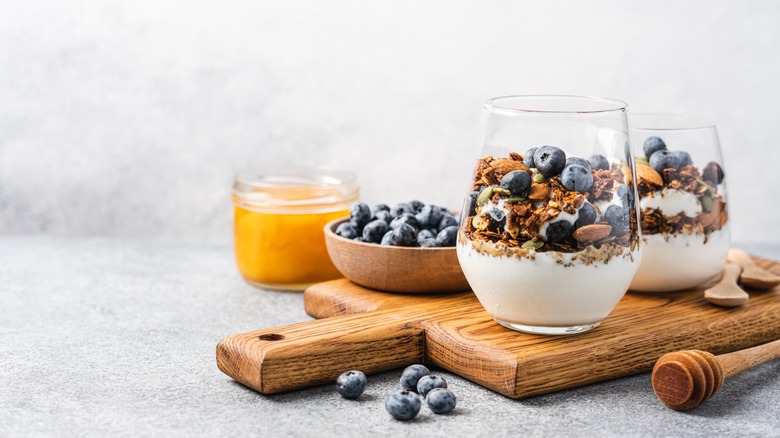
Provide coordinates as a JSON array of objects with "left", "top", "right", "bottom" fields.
[
  {"left": 521, "top": 240, "right": 544, "bottom": 250},
  {"left": 476, "top": 187, "right": 494, "bottom": 206}
]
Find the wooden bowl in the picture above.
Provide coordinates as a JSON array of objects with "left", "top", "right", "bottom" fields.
[{"left": 324, "top": 218, "right": 471, "bottom": 293}]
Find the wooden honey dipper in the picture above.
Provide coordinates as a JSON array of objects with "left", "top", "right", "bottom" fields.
[{"left": 652, "top": 338, "right": 780, "bottom": 410}]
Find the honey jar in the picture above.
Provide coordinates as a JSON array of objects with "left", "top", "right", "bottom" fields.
[{"left": 232, "top": 168, "right": 358, "bottom": 290}]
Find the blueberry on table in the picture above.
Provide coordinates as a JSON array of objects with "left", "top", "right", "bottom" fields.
[
  {"left": 426, "top": 388, "right": 456, "bottom": 414},
  {"left": 385, "top": 390, "right": 421, "bottom": 421},
  {"left": 374, "top": 210, "right": 393, "bottom": 225},
  {"left": 523, "top": 147, "right": 538, "bottom": 168},
  {"left": 380, "top": 230, "right": 394, "bottom": 245},
  {"left": 362, "top": 220, "right": 388, "bottom": 244},
  {"left": 415, "top": 204, "right": 443, "bottom": 230},
  {"left": 435, "top": 226, "right": 458, "bottom": 247},
  {"left": 545, "top": 220, "right": 573, "bottom": 243},
  {"left": 603, "top": 205, "right": 629, "bottom": 233},
  {"left": 574, "top": 202, "right": 597, "bottom": 228},
  {"left": 643, "top": 136, "right": 667, "bottom": 158},
  {"left": 437, "top": 214, "right": 458, "bottom": 232},
  {"left": 335, "top": 222, "right": 359, "bottom": 239},
  {"left": 350, "top": 202, "right": 372, "bottom": 229},
  {"left": 417, "top": 229, "right": 435, "bottom": 244},
  {"left": 615, "top": 184, "right": 634, "bottom": 210},
  {"left": 500, "top": 170, "right": 532, "bottom": 197},
  {"left": 533, "top": 145, "right": 567, "bottom": 178},
  {"left": 390, "top": 213, "right": 420, "bottom": 231},
  {"left": 390, "top": 223, "right": 417, "bottom": 246},
  {"left": 673, "top": 150, "right": 693, "bottom": 168},
  {"left": 566, "top": 156, "right": 591, "bottom": 171},
  {"left": 416, "top": 375, "right": 447, "bottom": 397},
  {"left": 408, "top": 200, "right": 425, "bottom": 213},
  {"left": 400, "top": 364, "right": 431, "bottom": 391},
  {"left": 336, "top": 370, "right": 367, "bottom": 399},
  {"left": 649, "top": 150, "right": 681, "bottom": 174},
  {"left": 391, "top": 203, "right": 414, "bottom": 218},
  {"left": 560, "top": 164, "right": 594, "bottom": 193},
  {"left": 588, "top": 154, "right": 610, "bottom": 171}
]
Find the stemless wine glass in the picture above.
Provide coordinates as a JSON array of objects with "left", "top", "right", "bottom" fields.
[
  {"left": 629, "top": 114, "right": 730, "bottom": 292},
  {"left": 456, "top": 95, "right": 642, "bottom": 335}
]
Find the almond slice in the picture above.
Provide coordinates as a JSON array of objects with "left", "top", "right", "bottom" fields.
[
  {"left": 572, "top": 223, "right": 613, "bottom": 243},
  {"left": 527, "top": 183, "right": 550, "bottom": 201},
  {"left": 637, "top": 164, "right": 663, "bottom": 187}
]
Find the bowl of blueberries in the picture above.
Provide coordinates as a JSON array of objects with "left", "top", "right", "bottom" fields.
[{"left": 324, "top": 200, "right": 470, "bottom": 293}]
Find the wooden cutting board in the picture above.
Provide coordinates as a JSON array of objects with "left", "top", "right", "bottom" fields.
[{"left": 217, "top": 256, "right": 780, "bottom": 399}]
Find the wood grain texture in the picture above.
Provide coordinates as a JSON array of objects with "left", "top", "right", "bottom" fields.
[{"left": 217, "top": 256, "right": 780, "bottom": 398}]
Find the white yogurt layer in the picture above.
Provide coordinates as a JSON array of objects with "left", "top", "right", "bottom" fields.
[
  {"left": 630, "top": 226, "right": 730, "bottom": 292},
  {"left": 457, "top": 243, "right": 640, "bottom": 326},
  {"left": 639, "top": 189, "right": 701, "bottom": 217}
]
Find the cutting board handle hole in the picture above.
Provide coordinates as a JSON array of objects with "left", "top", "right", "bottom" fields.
[{"left": 258, "top": 334, "right": 285, "bottom": 341}]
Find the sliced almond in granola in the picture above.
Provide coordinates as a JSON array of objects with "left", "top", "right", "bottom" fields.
[
  {"left": 572, "top": 223, "right": 613, "bottom": 243},
  {"left": 636, "top": 164, "right": 663, "bottom": 187},
  {"left": 527, "top": 183, "right": 550, "bottom": 201},
  {"left": 622, "top": 165, "right": 633, "bottom": 186},
  {"left": 489, "top": 159, "right": 530, "bottom": 180}
]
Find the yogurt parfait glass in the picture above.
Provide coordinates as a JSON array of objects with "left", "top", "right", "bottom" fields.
[
  {"left": 456, "top": 95, "right": 642, "bottom": 335},
  {"left": 629, "top": 114, "right": 730, "bottom": 292}
]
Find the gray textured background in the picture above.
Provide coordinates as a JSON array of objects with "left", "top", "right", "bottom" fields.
[{"left": 1, "top": 0, "right": 779, "bottom": 243}]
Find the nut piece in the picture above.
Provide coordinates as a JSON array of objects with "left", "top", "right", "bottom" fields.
[
  {"left": 527, "top": 183, "right": 550, "bottom": 201},
  {"left": 489, "top": 159, "right": 530, "bottom": 180},
  {"left": 572, "top": 223, "right": 613, "bottom": 243},
  {"left": 637, "top": 164, "right": 663, "bottom": 187}
]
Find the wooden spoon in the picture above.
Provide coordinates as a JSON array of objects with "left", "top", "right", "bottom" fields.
[
  {"left": 704, "top": 264, "right": 748, "bottom": 307},
  {"left": 652, "top": 338, "right": 780, "bottom": 410},
  {"left": 727, "top": 248, "right": 780, "bottom": 290}
]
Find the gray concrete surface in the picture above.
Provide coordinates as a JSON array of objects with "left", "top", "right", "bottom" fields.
[{"left": 1, "top": 236, "right": 779, "bottom": 437}]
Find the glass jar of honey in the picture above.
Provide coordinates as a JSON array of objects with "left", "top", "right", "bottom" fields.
[{"left": 232, "top": 168, "right": 358, "bottom": 291}]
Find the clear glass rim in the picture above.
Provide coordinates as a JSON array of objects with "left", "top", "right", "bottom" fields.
[
  {"left": 234, "top": 167, "right": 357, "bottom": 190},
  {"left": 233, "top": 167, "right": 358, "bottom": 211},
  {"left": 483, "top": 94, "right": 628, "bottom": 115},
  {"left": 631, "top": 113, "right": 716, "bottom": 131}
]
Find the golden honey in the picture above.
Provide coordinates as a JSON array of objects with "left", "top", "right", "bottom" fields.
[{"left": 232, "top": 169, "right": 358, "bottom": 290}]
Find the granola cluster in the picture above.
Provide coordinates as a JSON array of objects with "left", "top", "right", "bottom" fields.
[
  {"left": 635, "top": 159, "right": 728, "bottom": 239},
  {"left": 461, "top": 151, "right": 638, "bottom": 261}
]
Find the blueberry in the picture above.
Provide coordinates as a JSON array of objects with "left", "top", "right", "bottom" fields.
[
  {"left": 588, "top": 154, "right": 610, "bottom": 171},
  {"left": 673, "top": 150, "right": 693, "bottom": 168},
  {"left": 362, "top": 220, "right": 388, "bottom": 243},
  {"left": 603, "top": 205, "right": 629, "bottom": 234},
  {"left": 408, "top": 200, "right": 425, "bottom": 213},
  {"left": 426, "top": 388, "right": 456, "bottom": 414},
  {"left": 523, "top": 147, "right": 538, "bottom": 168},
  {"left": 533, "top": 145, "right": 567, "bottom": 178},
  {"left": 545, "top": 220, "right": 573, "bottom": 243},
  {"left": 385, "top": 390, "right": 421, "bottom": 421},
  {"left": 702, "top": 162, "right": 724, "bottom": 185},
  {"left": 649, "top": 150, "right": 681, "bottom": 174},
  {"left": 560, "top": 164, "right": 594, "bottom": 193},
  {"left": 417, "top": 229, "right": 435, "bottom": 244},
  {"left": 437, "top": 214, "right": 458, "bottom": 232},
  {"left": 380, "top": 230, "right": 394, "bottom": 246},
  {"left": 500, "top": 170, "right": 532, "bottom": 197},
  {"left": 643, "top": 136, "right": 667, "bottom": 159},
  {"left": 485, "top": 206, "right": 506, "bottom": 228},
  {"left": 335, "top": 222, "right": 359, "bottom": 239},
  {"left": 390, "top": 213, "right": 420, "bottom": 230},
  {"left": 350, "top": 202, "right": 372, "bottom": 229},
  {"left": 371, "top": 203, "right": 390, "bottom": 218},
  {"left": 336, "top": 370, "right": 367, "bottom": 399},
  {"left": 435, "top": 226, "right": 458, "bottom": 247},
  {"left": 415, "top": 205, "right": 443, "bottom": 230},
  {"left": 400, "top": 364, "right": 430, "bottom": 391},
  {"left": 615, "top": 184, "right": 634, "bottom": 210},
  {"left": 390, "top": 223, "right": 417, "bottom": 246},
  {"left": 419, "top": 238, "right": 440, "bottom": 248},
  {"left": 463, "top": 191, "right": 479, "bottom": 217},
  {"left": 417, "top": 375, "right": 447, "bottom": 397},
  {"left": 391, "top": 203, "right": 414, "bottom": 218},
  {"left": 574, "top": 202, "right": 596, "bottom": 228},
  {"left": 374, "top": 210, "right": 393, "bottom": 225},
  {"left": 566, "top": 157, "right": 591, "bottom": 171}
]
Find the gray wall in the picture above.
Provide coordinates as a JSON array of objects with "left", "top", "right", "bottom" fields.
[{"left": 2, "top": 0, "right": 778, "bottom": 243}]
